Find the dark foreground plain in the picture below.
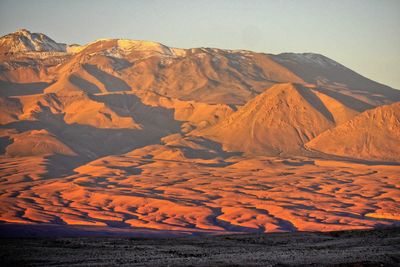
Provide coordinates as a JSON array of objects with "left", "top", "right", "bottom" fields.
[{"left": 0, "top": 227, "right": 399, "bottom": 267}]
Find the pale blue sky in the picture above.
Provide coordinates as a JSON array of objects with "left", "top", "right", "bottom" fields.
[{"left": 1, "top": 0, "right": 399, "bottom": 88}]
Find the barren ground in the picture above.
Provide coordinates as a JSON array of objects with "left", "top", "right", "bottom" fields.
[{"left": 1, "top": 227, "right": 399, "bottom": 266}]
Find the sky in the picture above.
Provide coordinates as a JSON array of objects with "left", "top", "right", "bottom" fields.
[{"left": 1, "top": 0, "right": 399, "bottom": 89}]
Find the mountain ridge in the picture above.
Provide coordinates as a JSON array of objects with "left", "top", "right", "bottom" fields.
[
  {"left": 193, "top": 83, "right": 360, "bottom": 156},
  {"left": 1, "top": 29, "right": 398, "bottom": 106},
  {"left": 0, "top": 29, "right": 399, "bottom": 163}
]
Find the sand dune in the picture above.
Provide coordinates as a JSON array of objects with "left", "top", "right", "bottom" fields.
[
  {"left": 0, "top": 155, "right": 398, "bottom": 233},
  {"left": 5, "top": 129, "right": 76, "bottom": 157}
]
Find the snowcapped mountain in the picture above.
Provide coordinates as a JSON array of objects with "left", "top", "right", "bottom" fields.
[
  {"left": 0, "top": 29, "right": 67, "bottom": 53},
  {"left": 1, "top": 29, "right": 399, "bottom": 107}
]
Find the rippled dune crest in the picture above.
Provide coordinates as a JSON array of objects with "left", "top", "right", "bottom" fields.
[{"left": 1, "top": 156, "right": 398, "bottom": 234}]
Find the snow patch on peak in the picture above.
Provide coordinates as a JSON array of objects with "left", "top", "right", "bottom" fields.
[
  {"left": 0, "top": 29, "right": 67, "bottom": 53},
  {"left": 117, "top": 39, "right": 170, "bottom": 53},
  {"left": 81, "top": 38, "right": 186, "bottom": 58},
  {"left": 116, "top": 39, "right": 188, "bottom": 57},
  {"left": 275, "top": 53, "right": 342, "bottom": 68}
]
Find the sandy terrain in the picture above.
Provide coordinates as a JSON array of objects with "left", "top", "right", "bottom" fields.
[{"left": 1, "top": 155, "right": 399, "bottom": 234}]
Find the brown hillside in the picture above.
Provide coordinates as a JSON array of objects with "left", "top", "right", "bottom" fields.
[
  {"left": 195, "top": 83, "right": 358, "bottom": 155},
  {"left": 306, "top": 102, "right": 400, "bottom": 162}
]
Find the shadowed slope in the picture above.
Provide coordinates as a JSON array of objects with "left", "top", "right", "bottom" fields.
[
  {"left": 0, "top": 97, "right": 22, "bottom": 124},
  {"left": 0, "top": 92, "right": 183, "bottom": 159},
  {"left": 0, "top": 81, "right": 51, "bottom": 97}
]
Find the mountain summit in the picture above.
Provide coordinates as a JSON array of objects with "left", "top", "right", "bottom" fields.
[
  {"left": 194, "top": 83, "right": 358, "bottom": 155},
  {"left": 0, "top": 29, "right": 67, "bottom": 53}
]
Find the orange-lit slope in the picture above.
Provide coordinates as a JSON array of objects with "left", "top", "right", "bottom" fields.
[
  {"left": 306, "top": 102, "right": 400, "bottom": 162},
  {"left": 5, "top": 129, "right": 76, "bottom": 157},
  {"left": 196, "top": 83, "right": 358, "bottom": 155}
]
